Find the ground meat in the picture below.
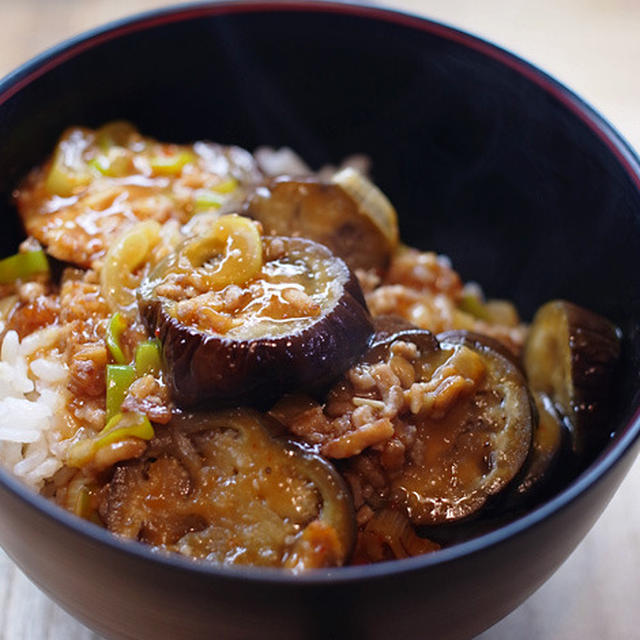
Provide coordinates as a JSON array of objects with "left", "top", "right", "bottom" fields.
[
  {"left": 384, "top": 248, "right": 463, "bottom": 297},
  {"left": 367, "top": 285, "right": 526, "bottom": 356},
  {"left": 68, "top": 342, "right": 107, "bottom": 397},
  {"left": 6, "top": 294, "right": 59, "bottom": 338},
  {"left": 18, "top": 281, "right": 47, "bottom": 303},
  {"left": 121, "top": 374, "right": 172, "bottom": 424},
  {"left": 270, "top": 338, "right": 485, "bottom": 461},
  {"left": 57, "top": 274, "right": 112, "bottom": 421},
  {"left": 60, "top": 277, "right": 110, "bottom": 330},
  {"left": 6, "top": 280, "right": 60, "bottom": 339},
  {"left": 359, "top": 247, "right": 528, "bottom": 356},
  {"left": 355, "top": 268, "right": 381, "bottom": 294},
  {"left": 367, "top": 286, "right": 459, "bottom": 333},
  {"left": 321, "top": 419, "right": 395, "bottom": 459}
]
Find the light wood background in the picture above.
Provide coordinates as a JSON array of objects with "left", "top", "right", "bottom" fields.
[{"left": 1, "top": 1, "right": 639, "bottom": 639}]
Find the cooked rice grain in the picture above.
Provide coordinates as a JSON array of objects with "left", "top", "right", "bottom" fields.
[{"left": 0, "top": 329, "right": 70, "bottom": 489}]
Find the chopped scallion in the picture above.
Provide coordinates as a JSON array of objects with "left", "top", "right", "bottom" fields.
[
  {"left": 0, "top": 250, "right": 49, "bottom": 284},
  {"left": 135, "top": 339, "right": 163, "bottom": 377},
  {"left": 106, "top": 312, "right": 128, "bottom": 365},
  {"left": 106, "top": 364, "right": 136, "bottom": 421},
  {"left": 149, "top": 150, "right": 196, "bottom": 176}
]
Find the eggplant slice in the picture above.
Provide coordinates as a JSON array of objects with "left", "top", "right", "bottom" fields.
[
  {"left": 139, "top": 220, "right": 373, "bottom": 408},
  {"left": 523, "top": 300, "right": 621, "bottom": 458},
  {"left": 333, "top": 329, "right": 534, "bottom": 526},
  {"left": 390, "top": 331, "right": 534, "bottom": 525},
  {"left": 101, "top": 408, "right": 356, "bottom": 571},
  {"left": 241, "top": 171, "right": 398, "bottom": 272}
]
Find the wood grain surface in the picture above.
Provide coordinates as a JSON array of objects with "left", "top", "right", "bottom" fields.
[{"left": 0, "top": 1, "right": 639, "bottom": 639}]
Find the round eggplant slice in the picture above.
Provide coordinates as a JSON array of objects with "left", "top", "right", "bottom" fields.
[
  {"left": 314, "top": 328, "right": 534, "bottom": 526},
  {"left": 438, "top": 330, "right": 569, "bottom": 507},
  {"left": 523, "top": 300, "right": 621, "bottom": 457},
  {"left": 388, "top": 333, "right": 534, "bottom": 525},
  {"left": 241, "top": 171, "right": 398, "bottom": 272},
  {"left": 101, "top": 408, "right": 356, "bottom": 571},
  {"left": 139, "top": 221, "right": 373, "bottom": 408}
]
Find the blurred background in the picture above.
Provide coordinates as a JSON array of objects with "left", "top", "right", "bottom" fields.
[{"left": 0, "top": 1, "right": 639, "bottom": 639}]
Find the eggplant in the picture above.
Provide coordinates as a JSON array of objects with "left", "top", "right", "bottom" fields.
[
  {"left": 369, "top": 314, "right": 421, "bottom": 345},
  {"left": 241, "top": 170, "right": 398, "bottom": 272},
  {"left": 523, "top": 300, "right": 621, "bottom": 458},
  {"left": 436, "top": 329, "right": 523, "bottom": 373},
  {"left": 101, "top": 409, "right": 356, "bottom": 570},
  {"left": 418, "top": 393, "right": 568, "bottom": 540},
  {"left": 391, "top": 331, "right": 534, "bottom": 525},
  {"left": 334, "top": 329, "right": 534, "bottom": 527},
  {"left": 511, "top": 391, "right": 569, "bottom": 501},
  {"left": 138, "top": 220, "right": 373, "bottom": 408}
]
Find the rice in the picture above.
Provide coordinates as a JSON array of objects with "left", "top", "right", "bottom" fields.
[{"left": 0, "top": 328, "right": 71, "bottom": 489}]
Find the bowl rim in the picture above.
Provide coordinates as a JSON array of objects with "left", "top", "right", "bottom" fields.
[{"left": 0, "top": 0, "right": 639, "bottom": 586}]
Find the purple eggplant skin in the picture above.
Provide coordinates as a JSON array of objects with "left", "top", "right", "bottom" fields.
[
  {"left": 139, "top": 247, "right": 374, "bottom": 409},
  {"left": 523, "top": 300, "right": 622, "bottom": 460},
  {"left": 436, "top": 329, "right": 523, "bottom": 373},
  {"left": 367, "top": 325, "right": 440, "bottom": 362},
  {"left": 369, "top": 314, "right": 421, "bottom": 345},
  {"left": 498, "top": 392, "right": 577, "bottom": 511},
  {"left": 438, "top": 329, "right": 579, "bottom": 509}
]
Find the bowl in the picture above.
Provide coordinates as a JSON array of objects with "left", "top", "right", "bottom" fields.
[{"left": 0, "top": 2, "right": 639, "bottom": 639}]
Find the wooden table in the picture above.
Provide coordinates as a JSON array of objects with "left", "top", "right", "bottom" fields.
[{"left": 1, "top": 1, "right": 639, "bottom": 638}]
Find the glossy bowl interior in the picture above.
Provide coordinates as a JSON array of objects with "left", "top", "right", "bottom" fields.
[{"left": 1, "top": 3, "right": 640, "bottom": 639}]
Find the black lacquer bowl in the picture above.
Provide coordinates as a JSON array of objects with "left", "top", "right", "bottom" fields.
[{"left": 1, "top": 3, "right": 639, "bottom": 639}]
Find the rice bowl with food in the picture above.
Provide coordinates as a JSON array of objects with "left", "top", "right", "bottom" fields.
[{"left": 0, "top": 121, "right": 621, "bottom": 570}]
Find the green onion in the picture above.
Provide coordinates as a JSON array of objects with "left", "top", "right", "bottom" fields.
[
  {"left": 135, "top": 339, "right": 163, "bottom": 377},
  {"left": 67, "top": 412, "right": 154, "bottom": 469},
  {"left": 458, "top": 293, "right": 491, "bottom": 321},
  {"left": 193, "top": 180, "right": 239, "bottom": 211},
  {"left": 0, "top": 250, "right": 50, "bottom": 284},
  {"left": 88, "top": 148, "right": 131, "bottom": 178},
  {"left": 45, "top": 150, "right": 92, "bottom": 197},
  {"left": 149, "top": 150, "right": 195, "bottom": 176},
  {"left": 95, "top": 120, "right": 137, "bottom": 151},
  {"left": 96, "top": 412, "right": 154, "bottom": 446},
  {"left": 193, "top": 189, "right": 226, "bottom": 211},
  {"left": 211, "top": 178, "right": 238, "bottom": 194},
  {"left": 74, "top": 486, "right": 92, "bottom": 519},
  {"left": 106, "top": 364, "right": 136, "bottom": 421},
  {"left": 106, "top": 312, "right": 128, "bottom": 364}
]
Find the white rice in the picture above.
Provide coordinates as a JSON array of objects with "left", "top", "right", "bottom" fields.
[
  {"left": 254, "top": 146, "right": 372, "bottom": 180},
  {"left": 0, "top": 328, "right": 71, "bottom": 489}
]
